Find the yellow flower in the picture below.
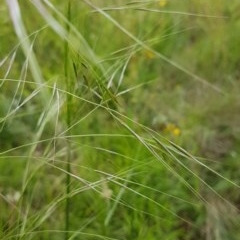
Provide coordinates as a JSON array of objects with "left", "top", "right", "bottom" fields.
[
  {"left": 159, "top": 0, "right": 168, "bottom": 7},
  {"left": 145, "top": 50, "right": 155, "bottom": 59},
  {"left": 172, "top": 127, "right": 181, "bottom": 136},
  {"left": 164, "top": 123, "right": 181, "bottom": 136}
]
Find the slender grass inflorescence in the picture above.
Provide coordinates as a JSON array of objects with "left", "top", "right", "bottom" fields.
[{"left": 2, "top": 1, "right": 240, "bottom": 239}]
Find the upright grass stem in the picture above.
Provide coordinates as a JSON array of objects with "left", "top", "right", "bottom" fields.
[{"left": 65, "top": 1, "right": 72, "bottom": 239}]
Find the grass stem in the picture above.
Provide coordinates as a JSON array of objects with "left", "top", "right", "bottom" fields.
[{"left": 65, "top": 1, "right": 72, "bottom": 239}]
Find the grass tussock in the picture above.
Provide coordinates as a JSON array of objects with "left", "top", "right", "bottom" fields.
[{"left": 1, "top": 0, "right": 240, "bottom": 239}]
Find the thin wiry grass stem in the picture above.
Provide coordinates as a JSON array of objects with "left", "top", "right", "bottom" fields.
[{"left": 65, "top": 1, "right": 72, "bottom": 239}]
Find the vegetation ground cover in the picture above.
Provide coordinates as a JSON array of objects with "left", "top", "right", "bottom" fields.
[{"left": 1, "top": 0, "right": 240, "bottom": 239}]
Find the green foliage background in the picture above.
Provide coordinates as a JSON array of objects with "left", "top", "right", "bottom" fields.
[{"left": 1, "top": 0, "right": 240, "bottom": 239}]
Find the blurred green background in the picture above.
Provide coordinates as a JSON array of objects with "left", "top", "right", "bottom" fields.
[{"left": 1, "top": 0, "right": 240, "bottom": 239}]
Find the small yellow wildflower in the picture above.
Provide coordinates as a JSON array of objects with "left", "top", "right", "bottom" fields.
[
  {"left": 145, "top": 50, "right": 155, "bottom": 59},
  {"left": 159, "top": 0, "right": 168, "bottom": 8},
  {"left": 164, "top": 123, "right": 181, "bottom": 136},
  {"left": 172, "top": 127, "right": 181, "bottom": 136}
]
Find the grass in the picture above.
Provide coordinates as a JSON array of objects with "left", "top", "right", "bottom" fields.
[{"left": 1, "top": 0, "right": 240, "bottom": 239}]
